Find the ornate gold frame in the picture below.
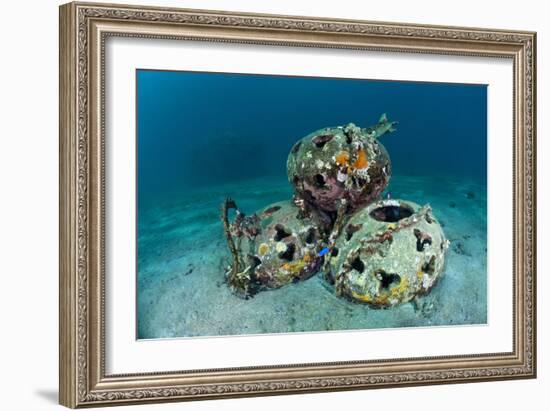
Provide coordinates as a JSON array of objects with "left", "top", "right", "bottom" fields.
[{"left": 59, "top": 1, "right": 536, "bottom": 408}]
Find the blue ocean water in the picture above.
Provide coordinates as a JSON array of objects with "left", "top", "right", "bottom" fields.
[{"left": 136, "top": 70, "right": 487, "bottom": 339}]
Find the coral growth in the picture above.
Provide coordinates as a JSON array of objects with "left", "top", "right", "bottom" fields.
[
  {"left": 287, "top": 115, "right": 395, "bottom": 213},
  {"left": 353, "top": 149, "right": 369, "bottom": 169},
  {"left": 331, "top": 199, "right": 448, "bottom": 307},
  {"left": 222, "top": 200, "right": 323, "bottom": 297},
  {"left": 222, "top": 114, "right": 448, "bottom": 307}
]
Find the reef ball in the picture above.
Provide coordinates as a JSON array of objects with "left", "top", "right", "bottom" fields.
[
  {"left": 223, "top": 200, "right": 324, "bottom": 296},
  {"left": 328, "top": 199, "right": 449, "bottom": 307},
  {"left": 287, "top": 115, "right": 396, "bottom": 213}
]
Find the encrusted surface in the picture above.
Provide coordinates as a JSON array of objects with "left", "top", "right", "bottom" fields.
[
  {"left": 287, "top": 117, "right": 394, "bottom": 213},
  {"left": 331, "top": 199, "right": 448, "bottom": 306},
  {"left": 223, "top": 201, "right": 323, "bottom": 295}
]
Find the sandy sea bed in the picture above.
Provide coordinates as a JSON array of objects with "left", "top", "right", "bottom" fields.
[{"left": 137, "top": 174, "right": 487, "bottom": 339}]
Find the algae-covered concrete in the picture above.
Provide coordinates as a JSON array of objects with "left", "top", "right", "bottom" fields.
[
  {"left": 287, "top": 115, "right": 396, "bottom": 213},
  {"left": 222, "top": 114, "right": 449, "bottom": 307},
  {"left": 329, "top": 199, "right": 448, "bottom": 307}
]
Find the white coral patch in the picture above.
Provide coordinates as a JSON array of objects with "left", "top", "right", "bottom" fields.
[
  {"left": 275, "top": 242, "right": 287, "bottom": 253},
  {"left": 422, "top": 274, "right": 434, "bottom": 289},
  {"left": 355, "top": 167, "right": 370, "bottom": 180},
  {"left": 337, "top": 170, "right": 348, "bottom": 182},
  {"left": 383, "top": 199, "right": 400, "bottom": 207}
]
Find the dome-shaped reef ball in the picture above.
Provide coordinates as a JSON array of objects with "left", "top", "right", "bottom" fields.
[
  {"left": 329, "top": 199, "right": 449, "bottom": 307},
  {"left": 287, "top": 114, "right": 397, "bottom": 213}
]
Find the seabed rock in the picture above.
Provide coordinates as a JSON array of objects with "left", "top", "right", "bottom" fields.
[{"left": 222, "top": 114, "right": 449, "bottom": 306}]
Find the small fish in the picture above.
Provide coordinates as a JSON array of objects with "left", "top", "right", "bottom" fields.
[
  {"left": 318, "top": 247, "right": 330, "bottom": 257},
  {"left": 386, "top": 192, "right": 392, "bottom": 199}
]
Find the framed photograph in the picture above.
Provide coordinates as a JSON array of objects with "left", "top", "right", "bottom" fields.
[{"left": 59, "top": 2, "right": 537, "bottom": 408}]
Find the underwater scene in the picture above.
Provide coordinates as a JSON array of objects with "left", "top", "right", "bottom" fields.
[{"left": 136, "top": 69, "right": 487, "bottom": 339}]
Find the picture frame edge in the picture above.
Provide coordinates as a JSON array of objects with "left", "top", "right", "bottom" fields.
[{"left": 58, "top": 1, "right": 537, "bottom": 408}]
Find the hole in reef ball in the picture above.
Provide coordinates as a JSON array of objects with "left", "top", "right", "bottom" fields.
[
  {"left": 305, "top": 227, "right": 318, "bottom": 244},
  {"left": 350, "top": 256, "right": 365, "bottom": 273},
  {"left": 312, "top": 134, "right": 334, "bottom": 148},
  {"left": 278, "top": 243, "right": 296, "bottom": 261},
  {"left": 313, "top": 174, "right": 326, "bottom": 188},
  {"left": 273, "top": 224, "right": 291, "bottom": 241},
  {"left": 345, "top": 223, "right": 363, "bottom": 241},
  {"left": 369, "top": 205, "right": 413, "bottom": 222},
  {"left": 291, "top": 141, "right": 302, "bottom": 154},
  {"left": 375, "top": 269, "right": 401, "bottom": 289}
]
